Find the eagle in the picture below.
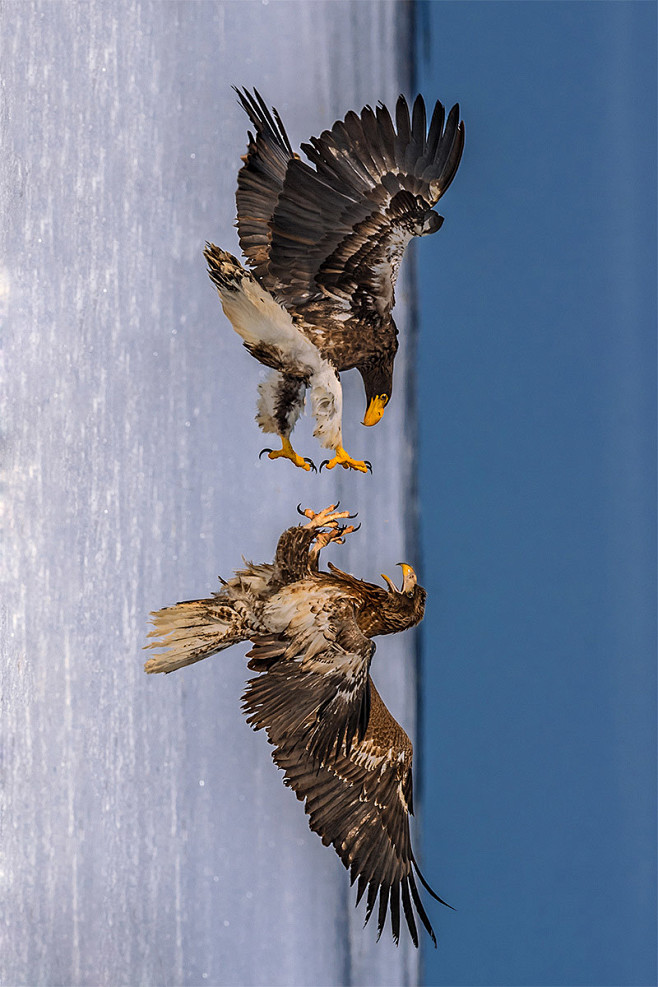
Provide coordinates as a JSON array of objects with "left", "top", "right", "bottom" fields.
[
  {"left": 205, "top": 88, "right": 464, "bottom": 473},
  {"left": 144, "top": 504, "right": 451, "bottom": 947}
]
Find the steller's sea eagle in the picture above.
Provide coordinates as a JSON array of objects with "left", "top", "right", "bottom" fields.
[
  {"left": 144, "top": 505, "right": 452, "bottom": 947},
  {"left": 205, "top": 88, "right": 464, "bottom": 472}
]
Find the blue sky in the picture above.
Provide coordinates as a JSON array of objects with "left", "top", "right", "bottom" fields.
[{"left": 415, "top": 3, "right": 656, "bottom": 985}]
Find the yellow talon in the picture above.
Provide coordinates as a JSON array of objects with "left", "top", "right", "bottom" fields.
[
  {"left": 259, "top": 437, "right": 316, "bottom": 472},
  {"left": 319, "top": 446, "right": 372, "bottom": 474},
  {"left": 298, "top": 503, "right": 355, "bottom": 528}
]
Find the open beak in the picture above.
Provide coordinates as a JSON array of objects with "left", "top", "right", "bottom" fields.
[
  {"left": 381, "top": 563, "right": 417, "bottom": 594},
  {"left": 362, "top": 395, "right": 387, "bottom": 427},
  {"left": 397, "top": 563, "right": 417, "bottom": 593}
]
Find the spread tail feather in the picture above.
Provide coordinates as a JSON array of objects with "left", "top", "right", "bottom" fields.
[
  {"left": 144, "top": 596, "right": 245, "bottom": 674},
  {"left": 204, "top": 243, "right": 245, "bottom": 294}
]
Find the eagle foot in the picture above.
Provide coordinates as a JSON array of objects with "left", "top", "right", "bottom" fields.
[
  {"left": 297, "top": 505, "right": 360, "bottom": 560},
  {"left": 298, "top": 503, "right": 357, "bottom": 530},
  {"left": 310, "top": 523, "right": 361, "bottom": 558},
  {"left": 319, "top": 447, "right": 372, "bottom": 474},
  {"left": 259, "top": 438, "right": 316, "bottom": 472}
]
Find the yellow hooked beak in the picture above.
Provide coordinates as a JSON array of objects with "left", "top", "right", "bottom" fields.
[
  {"left": 397, "top": 563, "right": 417, "bottom": 590},
  {"left": 381, "top": 563, "right": 417, "bottom": 594},
  {"left": 362, "top": 394, "right": 388, "bottom": 427}
]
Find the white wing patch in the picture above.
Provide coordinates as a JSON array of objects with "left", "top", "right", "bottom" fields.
[
  {"left": 217, "top": 263, "right": 323, "bottom": 372},
  {"left": 212, "top": 256, "right": 343, "bottom": 450}
]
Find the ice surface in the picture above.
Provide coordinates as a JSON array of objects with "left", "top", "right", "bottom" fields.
[{"left": 0, "top": 3, "right": 421, "bottom": 984}]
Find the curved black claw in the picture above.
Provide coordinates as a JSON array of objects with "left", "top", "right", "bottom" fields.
[
  {"left": 365, "top": 461, "right": 373, "bottom": 474},
  {"left": 296, "top": 503, "right": 306, "bottom": 517},
  {"left": 319, "top": 460, "right": 330, "bottom": 473},
  {"left": 350, "top": 522, "right": 362, "bottom": 533},
  {"left": 259, "top": 447, "right": 274, "bottom": 460},
  {"left": 304, "top": 457, "right": 317, "bottom": 473},
  {"left": 336, "top": 523, "right": 355, "bottom": 538}
]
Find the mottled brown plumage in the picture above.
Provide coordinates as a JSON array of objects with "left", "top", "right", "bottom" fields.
[
  {"left": 144, "top": 505, "right": 449, "bottom": 946},
  {"left": 268, "top": 683, "right": 443, "bottom": 948}
]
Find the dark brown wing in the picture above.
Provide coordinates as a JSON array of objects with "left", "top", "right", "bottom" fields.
[
  {"left": 271, "top": 522, "right": 316, "bottom": 585},
  {"left": 243, "top": 595, "right": 374, "bottom": 762},
  {"left": 267, "top": 94, "right": 464, "bottom": 318},
  {"left": 255, "top": 680, "right": 450, "bottom": 947},
  {"left": 234, "top": 87, "right": 296, "bottom": 282}
]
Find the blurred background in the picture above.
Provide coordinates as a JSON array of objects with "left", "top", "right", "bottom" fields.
[
  {"left": 0, "top": 3, "right": 420, "bottom": 985},
  {"left": 415, "top": 3, "right": 656, "bottom": 985}
]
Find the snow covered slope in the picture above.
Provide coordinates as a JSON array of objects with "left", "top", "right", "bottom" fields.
[{"left": 0, "top": 3, "right": 422, "bottom": 983}]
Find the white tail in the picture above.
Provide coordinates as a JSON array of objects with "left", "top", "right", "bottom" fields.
[{"left": 144, "top": 597, "right": 245, "bottom": 674}]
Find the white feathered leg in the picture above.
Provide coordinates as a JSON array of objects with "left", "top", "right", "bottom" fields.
[
  {"left": 205, "top": 244, "right": 370, "bottom": 472},
  {"left": 256, "top": 372, "right": 316, "bottom": 471},
  {"left": 309, "top": 365, "right": 343, "bottom": 451},
  {"left": 256, "top": 372, "right": 305, "bottom": 437},
  {"left": 311, "top": 366, "right": 372, "bottom": 474}
]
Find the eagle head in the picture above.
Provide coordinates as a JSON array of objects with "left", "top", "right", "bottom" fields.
[
  {"left": 360, "top": 360, "right": 394, "bottom": 428},
  {"left": 379, "top": 564, "right": 427, "bottom": 631}
]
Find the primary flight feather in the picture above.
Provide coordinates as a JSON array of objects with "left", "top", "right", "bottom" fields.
[
  {"left": 145, "top": 505, "right": 451, "bottom": 946},
  {"left": 205, "top": 88, "right": 464, "bottom": 472}
]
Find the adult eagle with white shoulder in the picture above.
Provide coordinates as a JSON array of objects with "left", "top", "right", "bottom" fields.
[
  {"left": 145, "top": 505, "right": 452, "bottom": 947},
  {"left": 205, "top": 88, "right": 464, "bottom": 472}
]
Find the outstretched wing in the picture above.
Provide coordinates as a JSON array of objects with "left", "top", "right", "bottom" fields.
[
  {"left": 243, "top": 591, "right": 374, "bottom": 764},
  {"left": 251, "top": 679, "right": 451, "bottom": 947},
  {"left": 269, "top": 94, "right": 464, "bottom": 320},
  {"left": 233, "top": 91, "right": 464, "bottom": 326},
  {"left": 234, "top": 87, "right": 296, "bottom": 283}
]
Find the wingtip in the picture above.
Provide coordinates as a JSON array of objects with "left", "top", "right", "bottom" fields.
[
  {"left": 232, "top": 84, "right": 251, "bottom": 110},
  {"left": 412, "top": 857, "right": 455, "bottom": 909}
]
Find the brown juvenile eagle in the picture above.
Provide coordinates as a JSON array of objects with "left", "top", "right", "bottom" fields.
[
  {"left": 205, "top": 88, "right": 464, "bottom": 473},
  {"left": 145, "top": 505, "right": 451, "bottom": 947}
]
